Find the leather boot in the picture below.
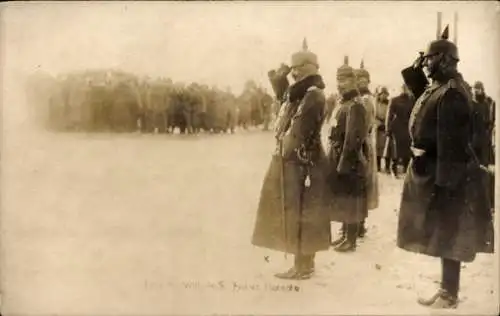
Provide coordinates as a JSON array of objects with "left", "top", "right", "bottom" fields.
[
  {"left": 417, "top": 289, "right": 458, "bottom": 309},
  {"left": 331, "top": 223, "right": 346, "bottom": 247},
  {"left": 384, "top": 157, "right": 391, "bottom": 174},
  {"left": 335, "top": 223, "right": 357, "bottom": 252},
  {"left": 274, "top": 254, "right": 314, "bottom": 280},
  {"left": 274, "top": 255, "right": 301, "bottom": 279},
  {"left": 295, "top": 254, "right": 314, "bottom": 280},
  {"left": 274, "top": 266, "right": 297, "bottom": 279},
  {"left": 392, "top": 159, "right": 401, "bottom": 178},
  {"left": 303, "top": 254, "right": 315, "bottom": 272}
]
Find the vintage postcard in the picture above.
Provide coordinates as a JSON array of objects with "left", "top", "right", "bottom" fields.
[{"left": 1, "top": 1, "right": 499, "bottom": 315}]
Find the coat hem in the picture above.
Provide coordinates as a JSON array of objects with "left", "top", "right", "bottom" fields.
[
  {"left": 397, "top": 243, "right": 476, "bottom": 263},
  {"left": 251, "top": 241, "right": 331, "bottom": 255}
]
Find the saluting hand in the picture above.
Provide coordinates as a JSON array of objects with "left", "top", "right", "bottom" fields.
[{"left": 413, "top": 52, "right": 425, "bottom": 70}]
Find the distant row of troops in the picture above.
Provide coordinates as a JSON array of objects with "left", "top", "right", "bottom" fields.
[
  {"left": 252, "top": 34, "right": 494, "bottom": 310},
  {"left": 26, "top": 71, "right": 275, "bottom": 134}
]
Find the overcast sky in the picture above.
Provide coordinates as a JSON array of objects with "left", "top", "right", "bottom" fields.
[{"left": 2, "top": 1, "right": 499, "bottom": 97}]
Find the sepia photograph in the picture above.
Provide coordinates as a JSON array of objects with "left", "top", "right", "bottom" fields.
[{"left": 1, "top": 1, "right": 499, "bottom": 315}]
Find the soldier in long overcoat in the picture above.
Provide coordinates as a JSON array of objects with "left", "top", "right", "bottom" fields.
[
  {"left": 384, "top": 84, "right": 414, "bottom": 176},
  {"left": 398, "top": 27, "right": 494, "bottom": 309},
  {"left": 238, "top": 82, "right": 255, "bottom": 129},
  {"left": 326, "top": 57, "right": 369, "bottom": 252},
  {"left": 261, "top": 91, "right": 274, "bottom": 131},
  {"left": 252, "top": 40, "right": 331, "bottom": 280},
  {"left": 112, "top": 80, "right": 139, "bottom": 132},
  {"left": 472, "top": 81, "right": 496, "bottom": 166},
  {"left": 375, "top": 87, "right": 391, "bottom": 172},
  {"left": 224, "top": 90, "right": 238, "bottom": 133},
  {"left": 138, "top": 80, "right": 154, "bottom": 133},
  {"left": 353, "top": 61, "right": 379, "bottom": 237}
]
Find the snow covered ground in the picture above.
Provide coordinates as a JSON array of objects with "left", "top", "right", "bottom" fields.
[{"left": 1, "top": 126, "right": 498, "bottom": 315}]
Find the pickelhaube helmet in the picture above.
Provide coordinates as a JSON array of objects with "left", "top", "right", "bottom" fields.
[
  {"left": 473, "top": 81, "right": 484, "bottom": 90},
  {"left": 336, "top": 56, "right": 356, "bottom": 81},
  {"left": 379, "top": 86, "right": 389, "bottom": 95},
  {"left": 424, "top": 25, "right": 459, "bottom": 60},
  {"left": 291, "top": 38, "right": 319, "bottom": 68},
  {"left": 354, "top": 59, "right": 370, "bottom": 83}
]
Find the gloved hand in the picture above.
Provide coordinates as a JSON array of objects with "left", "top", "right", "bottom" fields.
[
  {"left": 277, "top": 63, "right": 291, "bottom": 77},
  {"left": 412, "top": 52, "right": 425, "bottom": 70}
]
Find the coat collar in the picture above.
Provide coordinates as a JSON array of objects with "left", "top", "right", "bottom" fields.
[{"left": 288, "top": 74, "right": 325, "bottom": 103}]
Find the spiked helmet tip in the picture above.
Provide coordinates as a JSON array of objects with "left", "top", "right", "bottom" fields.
[
  {"left": 291, "top": 38, "right": 318, "bottom": 67},
  {"left": 337, "top": 56, "right": 355, "bottom": 82},
  {"left": 441, "top": 25, "right": 449, "bottom": 40},
  {"left": 424, "top": 24, "right": 459, "bottom": 60},
  {"left": 302, "top": 38, "right": 308, "bottom": 51}
]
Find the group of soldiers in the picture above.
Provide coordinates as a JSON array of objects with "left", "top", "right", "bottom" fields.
[
  {"left": 26, "top": 70, "right": 275, "bottom": 134},
  {"left": 324, "top": 74, "right": 496, "bottom": 180},
  {"left": 374, "top": 79, "right": 496, "bottom": 174},
  {"left": 252, "top": 29, "right": 495, "bottom": 310}
]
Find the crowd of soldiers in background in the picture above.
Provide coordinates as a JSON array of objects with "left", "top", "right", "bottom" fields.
[
  {"left": 25, "top": 69, "right": 275, "bottom": 134},
  {"left": 25, "top": 68, "right": 496, "bottom": 166}
]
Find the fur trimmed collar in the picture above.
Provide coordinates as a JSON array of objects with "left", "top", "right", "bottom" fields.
[{"left": 288, "top": 74, "right": 325, "bottom": 103}]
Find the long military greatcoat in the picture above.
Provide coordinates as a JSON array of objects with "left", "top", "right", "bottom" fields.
[
  {"left": 384, "top": 93, "right": 414, "bottom": 161},
  {"left": 361, "top": 94, "right": 379, "bottom": 210},
  {"left": 472, "top": 95, "right": 495, "bottom": 166},
  {"left": 325, "top": 92, "right": 369, "bottom": 223},
  {"left": 397, "top": 68, "right": 494, "bottom": 262},
  {"left": 252, "top": 75, "right": 331, "bottom": 255},
  {"left": 375, "top": 99, "right": 390, "bottom": 158}
]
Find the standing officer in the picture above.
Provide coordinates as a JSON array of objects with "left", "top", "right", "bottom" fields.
[
  {"left": 397, "top": 26, "right": 494, "bottom": 308},
  {"left": 327, "top": 57, "right": 369, "bottom": 252},
  {"left": 354, "top": 60, "right": 379, "bottom": 237},
  {"left": 376, "top": 87, "right": 391, "bottom": 173},
  {"left": 384, "top": 84, "right": 414, "bottom": 177},
  {"left": 472, "top": 81, "right": 496, "bottom": 165},
  {"left": 252, "top": 39, "right": 331, "bottom": 280}
]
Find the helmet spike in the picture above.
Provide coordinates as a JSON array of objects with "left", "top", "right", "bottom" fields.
[
  {"left": 441, "top": 25, "right": 449, "bottom": 40},
  {"left": 360, "top": 59, "right": 364, "bottom": 69},
  {"left": 302, "top": 37, "right": 308, "bottom": 51},
  {"left": 344, "top": 55, "right": 349, "bottom": 65}
]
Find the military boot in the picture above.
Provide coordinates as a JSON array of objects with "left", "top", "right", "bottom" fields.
[
  {"left": 294, "top": 254, "right": 315, "bottom": 280},
  {"left": 391, "top": 159, "right": 402, "bottom": 179},
  {"left": 417, "top": 289, "right": 458, "bottom": 309},
  {"left": 274, "top": 256, "right": 300, "bottom": 280},
  {"left": 274, "top": 254, "right": 313, "bottom": 280},
  {"left": 274, "top": 266, "right": 298, "bottom": 280},
  {"left": 335, "top": 223, "right": 357, "bottom": 252},
  {"left": 384, "top": 157, "right": 391, "bottom": 174},
  {"left": 331, "top": 223, "right": 346, "bottom": 247},
  {"left": 376, "top": 157, "right": 382, "bottom": 172}
]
